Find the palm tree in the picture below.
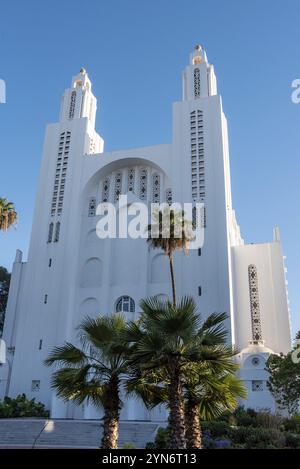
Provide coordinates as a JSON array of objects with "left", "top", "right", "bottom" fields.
[
  {"left": 0, "top": 198, "right": 17, "bottom": 231},
  {"left": 147, "top": 208, "right": 193, "bottom": 307},
  {"left": 45, "top": 314, "right": 130, "bottom": 449},
  {"left": 125, "top": 296, "right": 236, "bottom": 449},
  {"left": 184, "top": 367, "right": 247, "bottom": 448}
]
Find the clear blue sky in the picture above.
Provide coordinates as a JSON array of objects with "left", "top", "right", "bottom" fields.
[{"left": 0, "top": 0, "right": 299, "bottom": 334}]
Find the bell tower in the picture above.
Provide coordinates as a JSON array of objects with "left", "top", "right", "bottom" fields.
[
  {"left": 182, "top": 44, "right": 218, "bottom": 101},
  {"left": 59, "top": 68, "right": 97, "bottom": 129}
]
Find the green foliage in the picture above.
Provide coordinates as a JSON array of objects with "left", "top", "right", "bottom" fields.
[
  {"left": 200, "top": 408, "right": 300, "bottom": 449},
  {"left": 266, "top": 337, "right": 300, "bottom": 415},
  {"left": 0, "top": 266, "right": 10, "bottom": 335},
  {"left": 0, "top": 198, "right": 17, "bottom": 231},
  {"left": 284, "top": 432, "right": 300, "bottom": 448},
  {"left": 202, "top": 420, "right": 231, "bottom": 438},
  {"left": 255, "top": 410, "right": 283, "bottom": 429},
  {"left": 282, "top": 414, "right": 300, "bottom": 433},
  {"left": 0, "top": 394, "right": 49, "bottom": 418},
  {"left": 122, "top": 442, "right": 136, "bottom": 449},
  {"left": 145, "top": 427, "right": 171, "bottom": 449}
]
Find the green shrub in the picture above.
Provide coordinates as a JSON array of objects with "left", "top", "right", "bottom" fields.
[
  {"left": 0, "top": 394, "right": 49, "bottom": 418},
  {"left": 122, "top": 442, "right": 136, "bottom": 449},
  {"left": 233, "top": 407, "right": 258, "bottom": 427},
  {"left": 256, "top": 411, "right": 282, "bottom": 429},
  {"left": 145, "top": 426, "right": 170, "bottom": 449},
  {"left": 229, "top": 426, "right": 286, "bottom": 449},
  {"left": 284, "top": 432, "right": 300, "bottom": 449},
  {"left": 283, "top": 415, "right": 300, "bottom": 434},
  {"left": 202, "top": 420, "right": 230, "bottom": 438}
]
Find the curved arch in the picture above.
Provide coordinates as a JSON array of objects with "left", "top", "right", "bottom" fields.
[
  {"left": 81, "top": 257, "right": 103, "bottom": 287},
  {"left": 81, "top": 156, "right": 171, "bottom": 209},
  {"left": 154, "top": 293, "right": 168, "bottom": 303},
  {"left": 150, "top": 253, "right": 169, "bottom": 283},
  {"left": 80, "top": 297, "right": 100, "bottom": 316},
  {"left": 86, "top": 228, "right": 98, "bottom": 243}
]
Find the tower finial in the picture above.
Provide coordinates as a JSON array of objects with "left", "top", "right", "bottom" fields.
[
  {"left": 80, "top": 67, "right": 86, "bottom": 75},
  {"left": 194, "top": 44, "right": 202, "bottom": 51}
]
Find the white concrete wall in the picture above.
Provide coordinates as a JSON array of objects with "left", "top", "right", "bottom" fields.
[{"left": 232, "top": 242, "right": 291, "bottom": 353}]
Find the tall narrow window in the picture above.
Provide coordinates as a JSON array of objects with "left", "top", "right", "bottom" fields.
[
  {"left": 198, "top": 286, "right": 202, "bottom": 296},
  {"left": 165, "top": 188, "right": 172, "bottom": 205},
  {"left": 54, "top": 221, "right": 60, "bottom": 243},
  {"left": 44, "top": 294, "right": 48, "bottom": 304},
  {"left": 127, "top": 168, "right": 135, "bottom": 192},
  {"left": 248, "top": 264, "right": 263, "bottom": 342},
  {"left": 139, "top": 169, "right": 148, "bottom": 200},
  {"left": 39, "top": 339, "right": 43, "bottom": 350},
  {"left": 47, "top": 223, "right": 54, "bottom": 243},
  {"left": 69, "top": 90, "right": 76, "bottom": 119},
  {"left": 192, "top": 206, "right": 197, "bottom": 230},
  {"left": 200, "top": 205, "right": 206, "bottom": 228},
  {"left": 48, "top": 258, "right": 52, "bottom": 267},
  {"left": 102, "top": 177, "right": 110, "bottom": 202},
  {"left": 194, "top": 68, "right": 200, "bottom": 98},
  {"left": 114, "top": 171, "right": 123, "bottom": 203},
  {"left": 152, "top": 174, "right": 161, "bottom": 203},
  {"left": 88, "top": 197, "right": 96, "bottom": 217}
]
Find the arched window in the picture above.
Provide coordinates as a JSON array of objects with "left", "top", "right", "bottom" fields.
[
  {"left": 115, "top": 296, "right": 135, "bottom": 314},
  {"left": 248, "top": 264, "right": 263, "bottom": 342},
  {"left": 47, "top": 223, "right": 54, "bottom": 243},
  {"left": 54, "top": 221, "right": 61, "bottom": 243}
]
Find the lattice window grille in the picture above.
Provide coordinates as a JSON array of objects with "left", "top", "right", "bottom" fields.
[
  {"left": 69, "top": 91, "right": 76, "bottom": 119},
  {"left": 139, "top": 168, "right": 148, "bottom": 200},
  {"left": 248, "top": 264, "right": 263, "bottom": 342},
  {"left": 114, "top": 171, "right": 123, "bottom": 203},
  {"left": 165, "top": 188, "right": 172, "bottom": 205},
  {"left": 47, "top": 223, "right": 54, "bottom": 243},
  {"left": 88, "top": 197, "right": 96, "bottom": 217},
  {"left": 54, "top": 221, "right": 61, "bottom": 243},
  {"left": 194, "top": 68, "right": 201, "bottom": 98},
  {"left": 50, "top": 132, "right": 70, "bottom": 217},
  {"left": 200, "top": 205, "right": 206, "bottom": 228},
  {"left": 252, "top": 380, "right": 263, "bottom": 392},
  {"left": 152, "top": 174, "right": 161, "bottom": 203},
  {"left": 127, "top": 168, "right": 135, "bottom": 193},
  {"left": 115, "top": 296, "right": 135, "bottom": 313},
  {"left": 102, "top": 177, "right": 110, "bottom": 202}
]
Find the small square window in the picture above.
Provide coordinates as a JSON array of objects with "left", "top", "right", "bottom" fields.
[
  {"left": 31, "top": 380, "right": 40, "bottom": 391},
  {"left": 252, "top": 380, "right": 263, "bottom": 392}
]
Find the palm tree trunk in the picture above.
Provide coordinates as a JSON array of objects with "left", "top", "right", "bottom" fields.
[
  {"left": 168, "top": 364, "right": 186, "bottom": 449},
  {"left": 101, "top": 378, "right": 120, "bottom": 449},
  {"left": 168, "top": 253, "right": 176, "bottom": 307},
  {"left": 185, "top": 397, "right": 202, "bottom": 449}
]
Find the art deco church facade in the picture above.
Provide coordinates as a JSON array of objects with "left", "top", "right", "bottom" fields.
[{"left": 0, "top": 46, "right": 292, "bottom": 419}]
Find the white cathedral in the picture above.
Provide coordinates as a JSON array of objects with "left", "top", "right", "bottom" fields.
[{"left": 0, "top": 46, "right": 292, "bottom": 419}]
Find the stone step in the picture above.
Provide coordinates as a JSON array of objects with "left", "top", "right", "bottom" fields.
[{"left": 0, "top": 419, "right": 164, "bottom": 448}]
